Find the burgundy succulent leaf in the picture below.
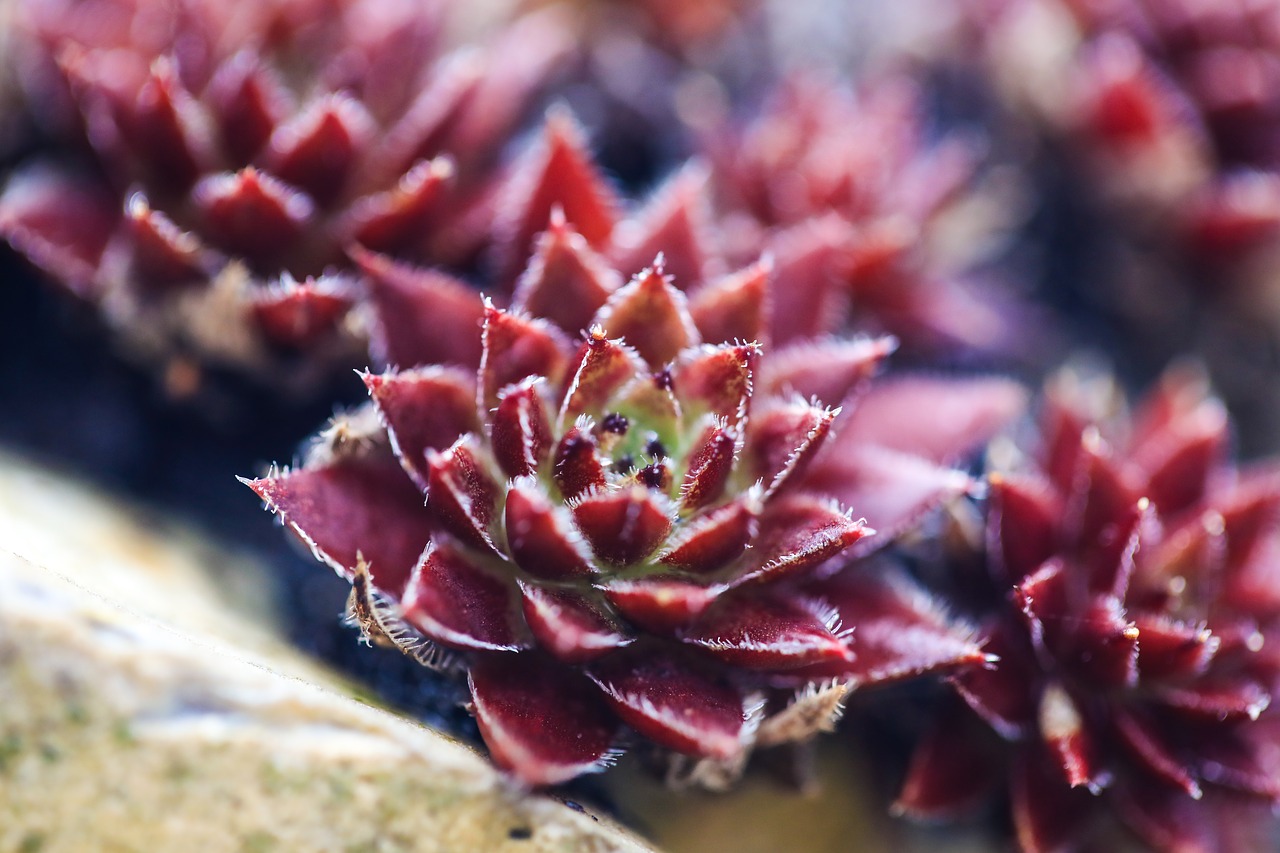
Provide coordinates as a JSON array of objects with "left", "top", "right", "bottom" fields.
[
  {"left": 0, "top": 0, "right": 570, "bottom": 390},
  {"left": 469, "top": 654, "right": 619, "bottom": 786},
  {"left": 490, "top": 107, "right": 621, "bottom": 287},
  {"left": 898, "top": 364, "right": 1280, "bottom": 852},
  {"left": 240, "top": 409, "right": 433, "bottom": 600},
  {"left": 247, "top": 227, "right": 1024, "bottom": 785}
]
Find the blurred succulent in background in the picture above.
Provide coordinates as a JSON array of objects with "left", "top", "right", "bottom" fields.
[
  {"left": 357, "top": 104, "right": 1029, "bottom": 373},
  {"left": 964, "top": 0, "right": 1280, "bottom": 283},
  {"left": 702, "top": 73, "right": 1028, "bottom": 357},
  {"left": 897, "top": 364, "right": 1280, "bottom": 851},
  {"left": 245, "top": 152, "right": 1028, "bottom": 784},
  {"left": 0, "top": 0, "right": 568, "bottom": 394},
  {"left": 936, "top": 0, "right": 1280, "bottom": 452}
]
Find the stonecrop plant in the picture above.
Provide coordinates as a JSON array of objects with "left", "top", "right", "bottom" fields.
[
  {"left": 244, "top": 148, "right": 1028, "bottom": 782},
  {"left": 0, "top": 0, "right": 568, "bottom": 389},
  {"left": 897, "top": 365, "right": 1280, "bottom": 852}
]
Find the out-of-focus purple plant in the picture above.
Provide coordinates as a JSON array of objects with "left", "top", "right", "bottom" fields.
[
  {"left": 524, "top": 0, "right": 753, "bottom": 55},
  {"left": 702, "top": 72, "right": 1027, "bottom": 357},
  {"left": 964, "top": 0, "right": 1280, "bottom": 276},
  {"left": 0, "top": 0, "right": 569, "bottom": 392}
]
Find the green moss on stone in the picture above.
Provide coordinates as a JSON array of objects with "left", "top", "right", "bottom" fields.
[
  {"left": 242, "top": 830, "right": 277, "bottom": 853},
  {"left": 0, "top": 732, "right": 24, "bottom": 771},
  {"left": 111, "top": 721, "right": 137, "bottom": 746},
  {"left": 18, "top": 832, "right": 46, "bottom": 853}
]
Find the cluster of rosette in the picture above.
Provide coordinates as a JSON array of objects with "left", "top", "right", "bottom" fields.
[
  {"left": 898, "top": 365, "right": 1280, "bottom": 851},
  {"left": 0, "top": 0, "right": 568, "bottom": 387},
  {"left": 245, "top": 202, "right": 1028, "bottom": 783}
]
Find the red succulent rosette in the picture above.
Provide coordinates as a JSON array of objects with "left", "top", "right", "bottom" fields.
[
  {"left": 702, "top": 73, "right": 1023, "bottom": 356},
  {"left": 0, "top": 0, "right": 568, "bottom": 389},
  {"left": 350, "top": 108, "right": 1030, "bottom": 557},
  {"left": 244, "top": 215, "right": 1026, "bottom": 785},
  {"left": 897, "top": 365, "right": 1280, "bottom": 851}
]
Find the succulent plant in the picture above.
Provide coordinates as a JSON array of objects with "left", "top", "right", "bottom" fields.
[
  {"left": 965, "top": 0, "right": 1280, "bottom": 266},
  {"left": 244, "top": 172, "right": 1028, "bottom": 786},
  {"left": 896, "top": 364, "right": 1280, "bottom": 851},
  {"left": 702, "top": 73, "right": 1024, "bottom": 356},
  {"left": 0, "top": 0, "right": 568, "bottom": 392}
]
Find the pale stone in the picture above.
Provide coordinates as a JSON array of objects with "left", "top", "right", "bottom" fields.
[
  {"left": 603, "top": 741, "right": 998, "bottom": 853},
  {"left": 0, "top": 453, "right": 652, "bottom": 853}
]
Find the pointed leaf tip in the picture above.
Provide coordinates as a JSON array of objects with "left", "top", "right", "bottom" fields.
[
  {"left": 675, "top": 343, "right": 758, "bottom": 426},
  {"left": 592, "top": 265, "right": 700, "bottom": 367},
  {"left": 494, "top": 109, "right": 618, "bottom": 284},
  {"left": 195, "top": 167, "right": 313, "bottom": 264},
  {"left": 689, "top": 260, "right": 770, "bottom": 346},
  {"left": 480, "top": 306, "right": 572, "bottom": 411},
  {"left": 737, "top": 494, "right": 870, "bottom": 586},
  {"left": 357, "top": 248, "right": 485, "bottom": 369},
  {"left": 244, "top": 454, "right": 432, "bottom": 597},
  {"left": 363, "top": 366, "right": 478, "bottom": 487}
]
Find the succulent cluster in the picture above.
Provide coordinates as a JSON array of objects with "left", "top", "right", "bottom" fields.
[
  {"left": 247, "top": 190, "right": 1028, "bottom": 782},
  {"left": 0, "top": 0, "right": 567, "bottom": 389},
  {"left": 7, "top": 0, "right": 1280, "bottom": 849},
  {"left": 897, "top": 365, "right": 1280, "bottom": 851}
]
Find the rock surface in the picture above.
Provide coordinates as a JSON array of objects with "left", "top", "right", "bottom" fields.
[{"left": 0, "top": 452, "right": 651, "bottom": 853}]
